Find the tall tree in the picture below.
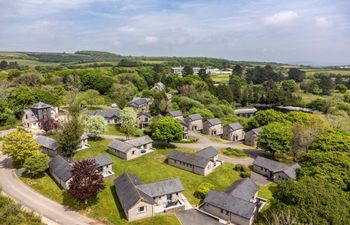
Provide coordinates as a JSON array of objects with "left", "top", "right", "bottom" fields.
[
  {"left": 198, "top": 68, "right": 208, "bottom": 80},
  {"left": 119, "top": 107, "right": 137, "bottom": 139},
  {"left": 2, "top": 131, "right": 41, "bottom": 165},
  {"left": 68, "top": 159, "right": 105, "bottom": 204},
  {"left": 23, "top": 151, "right": 50, "bottom": 177},
  {"left": 182, "top": 65, "right": 194, "bottom": 76},
  {"left": 150, "top": 117, "right": 184, "bottom": 143},
  {"left": 85, "top": 115, "right": 107, "bottom": 138},
  {"left": 232, "top": 64, "right": 243, "bottom": 76},
  {"left": 287, "top": 68, "right": 306, "bottom": 82},
  {"left": 319, "top": 75, "right": 335, "bottom": 95},
  {"left": 41, "top": 117, "right": 58, "bottom": 134}
]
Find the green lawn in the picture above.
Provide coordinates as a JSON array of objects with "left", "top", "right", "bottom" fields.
[
  {"left": 211, "top": 74, "right": 229, "bottom": 83},
  {"left": 221, "top": 148, "right": 249, "bottom": 158},
  {"left": 21, "top": 138, "right": 274, "bottom": 224},
  {"left": 106, "top": 125, "right": 126, "bottom": 136}
]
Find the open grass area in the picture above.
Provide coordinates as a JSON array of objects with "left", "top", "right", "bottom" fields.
[
  {"left": 106, "top": 125, "right": 126, "bottom": 136},
  {"left": 210, "top": 74, "right": 229, "bottom": 83},
  {"left": 221, "top": 147, "right": 249, "bottom": 158},
  {"left": 301, "top": 68, "right": 350, "bottom": 76},
  {"left": 22, "top": 138, "right": 261, "bottom": 225}
]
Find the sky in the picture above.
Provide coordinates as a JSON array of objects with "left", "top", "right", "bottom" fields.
[{"left": 0, "top": 0, "right": 349, "bottom": 65}]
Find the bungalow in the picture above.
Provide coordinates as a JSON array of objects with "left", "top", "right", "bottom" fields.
[
  {"left": 137, "top": 112, "right": 152, "bottom": 128},
  {"left": 244, "top": 127, "right": 262, "bottom": 147},
  {"left": 167, "top": 146, "right": 222, "bottom": 176},
  {"left": 88, "top": 109, "right": 121, "bottom": 125},
  {"left": 35, "top": 135, "right": 59, "bottom": 157},
  {"left": 234, "top": 108, "right": 257, "bottom": 118},
  {"left": 222, "top": 122, "right": 245, "bottom": 142},
  {"left": 89, "top": 154, "right": 114, "bottom": 178},
  {"left": 128, "top": 97, "right": 153, "bottom": 114},
  {"left": 167, "top": 111, "right": 183, "bottom": 121},
  {"left": 108, "top": 135, "right": 153, "bottom": 160},
  {"left": 152, "top": 82, "right": 166, "bottom": 92},
  {"left": 185, "top": 114, "right": 203, "bottom": 131},
  {"left": 22, "top": 102, "right": 57, "bottom": 130},
  {"left": 253, "top": 156, "right": 300, "bottom": 182},
  {"left": 203, "top": 118, "right": 223, "bottom": 137},
  {"left": 180, "top": 121, "right": 189, "bottom": 139},
  {"left": 201, "top": 178, "right": 260, "bottom": 225},
  {"left": 49, "top": 156, "right": 73, "bottom": 190},
  {"left": 171, "top": 67, "right": 184, "bottom": 75},
  {"left": 114, "top": 173, "right": 185, "bottom": 222}
]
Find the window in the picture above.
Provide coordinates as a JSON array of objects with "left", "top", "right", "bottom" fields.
[
  {"left": 137, "top": 206, "right": 146, "bottom": 214},
  {"left": 132, "top": 150, "right": 135, "bottom": 155},
  {"left": 166, "top": 194, "right": 172, "bottom": 201},
  {"left": 226, "top": 211, "right": 229, "bottom": 215},
  {"left": 220, "top": 209, "right": 224, "bottom": 213}
]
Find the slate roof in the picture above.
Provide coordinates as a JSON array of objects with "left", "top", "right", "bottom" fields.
[
  {"left": 125, "top": 135, "right": 153, "bottom": 147},
  {"left": 35, "top": 135, "right": 59, "bottom": 151},
  {"left": 88, "top": 110, "right": 120, "bottom": 119},
  {"left": 89, "top": 154, "right": 112, "bottom": 168},
  {"left": 31, "top": 102, "right": 52, "bottom": 109},
  {"left": 128, "top": 98, "right": 152, "bottom": 108},
  {"left": 114, "top": 173, "right": 155, "bottom": 213},
  {"left": 224, "top": 178, "right": 258, "bottom": 202},
  {"left": 195, "top": 146, "right": 218, "bottom": 159},
  {"left": 253, "top": 156, "right": 300, "bottom": 179},
  {"left": 281, "top": 163, "right": 300, "bottom": 179},
  {"left": 249, "top": 127, "right": 262, "bottom": 135},
  {"left": 226, "top": 122, "right": 243, "bottom": 131},
  {"left": 168, "top": 150, "right": 210, "bottom": 168},
  {"left": 137, "top": 111, "right": 152, "bottom": 118},
  {"left": 108, "top": 139, "right": 134, "bottom": 153},
  {"left": 49, "top": 156, "right": 73, "bottom": 182},
  {"left": 136, "top": 178, "right": 184, "bottom": 197},
  {"left": 206, "top": 118, "right": 221, "bottom": 127},
  {"left": 168, "top": 111, "right": 183, "bottom": 118},
  {"left": 204, "top": 190, "right": 256, "bottom": 219},
  {"left": 234, "top": 108, "right": 257, "bottom": 114},
  {"left": 187, "top": 114, "right": 202, "bottom": 121}
]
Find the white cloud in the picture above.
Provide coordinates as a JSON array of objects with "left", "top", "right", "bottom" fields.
[
  {"left": 316, "top": 17, "right": 332, "bottom": 27},
  {"left": 119, "top": 26, "right": 136, "bottom": 32},
  {"left": 144, "top": 36, "right": 159, "bottom": 44},
  {"left": 264, "top": 10, "right": 299, "bottom": 26}
]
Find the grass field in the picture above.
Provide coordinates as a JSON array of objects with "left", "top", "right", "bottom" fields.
[
  {"left": 210, "top": 74, "right": 230, "bottom": 83},
  {"left": 301, "top": 68, "right": 350, "bottom": 76},
  {"left": 21, "top": 138, "right": 270, "bottom": 225},
  {"left": 106, "top": 125, "right": 126, "bottom": 136}
]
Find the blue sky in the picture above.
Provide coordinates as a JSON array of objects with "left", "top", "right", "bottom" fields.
[{"left": 0, "top": 0, "right": 349, "bottom": 65}]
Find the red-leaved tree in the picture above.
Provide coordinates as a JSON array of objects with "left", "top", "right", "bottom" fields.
[
  {"left": 68, "top": 159, "right": 105, "bottom": 204},
  {"left": 41, "top": 118, "right": 58, "bottom": 134}
]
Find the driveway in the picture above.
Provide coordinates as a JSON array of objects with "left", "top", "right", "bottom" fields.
[
  {"left": 0, "top": 154, "right": 100, "bottom": 225},
  {"left": 177, "top": 209, "right": 222, "bottom": 225}
]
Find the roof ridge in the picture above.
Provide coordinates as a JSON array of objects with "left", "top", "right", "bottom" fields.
[{"left": 125, "top": 173, "right": 146, "bottom": 202}]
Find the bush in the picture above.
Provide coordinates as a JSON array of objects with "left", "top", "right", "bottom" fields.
[
  {"left": 224, "top": 148, "right": 248, "bottom": 158},
  {"left": 179, "top": 138, "right": 198, "bottom": 143},
  {"left": 194, "top": 183, "right": 214, "bottom": 200},
  {"left": 132, "top": 129, "right": 144, "bottom": 137},
  {"left": 235, "top": 164, "right": 251, "bottom": 178},
  {"left": 240, "top": 171, "right": 251, "bottom": 178}
]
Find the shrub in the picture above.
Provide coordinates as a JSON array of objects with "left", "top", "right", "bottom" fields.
[
  {"left": 224, "top": 148, "right": 248, "bottom": 158},
  {"left": 194, "top": 183, "right": 214, "bottom": 200}
]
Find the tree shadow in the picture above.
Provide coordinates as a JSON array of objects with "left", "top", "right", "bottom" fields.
[
  {"left": 62, "top": 191, "right": 98, "bottom": 211},
  {"left": 109, "top": 185, "right": 127, "bottom": 220}
]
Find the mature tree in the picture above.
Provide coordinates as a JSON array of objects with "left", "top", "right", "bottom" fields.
[
  {"left": 119, "top": 107, "right": 137, "bottom": 139},
  {"left": 182, "top": 65, "right": 193, "bottom": 76},
  {"left": 109, "top": 83, "right": 137, "bottom": 108},
  {"left": 298, "top": 152, "right": 350, "bottom": 191},
  {"left": 2, "top": 131, "right": 41, "bottom": 165},
  {"left": 271, "top": 177, "right": 350, "bottom": 225},
  {"left": 319, "top": 75, "right": 335, "bottom": 95},
  {"left": 68, "top": 159, "right": 105, "bottom": 204},
  {"left": 85, "top": 115, "right": 107, "bottom": 138},
  {"left": 336, "top": 83, "right": 347, "bottom": 93},
  {"left": 287, "top": 68, "right": 306, "bottom": 82},
  {"left": 151, "top": 117, "right": 184, "bottom": 143},
  {"left": 232, "top": 64, "right": 243, "bottom": 76},
  {"left": 198, "top": 68, "right": 208, "bottom": 80},
  {"left": 57, "top": 113, "right": 84, "bottom": 157},
  {"left": 257, "top": 122, "right": 292, "bottom": 156},
  {"left": 75, "top": 89, "right": 105, "bottom": 108},
  {"left": 41, "top": 118, "right": 58, "bottom": 134},
  {"left": 0, "top": 60, "right": 8, "bottom": 70},
  {"left": 258, "top": 208, "right": 305, "bottom": 225},
  {"left": 281, "top": 80, "right": 298, "bottom": 92},
  {"left": 23, "top": 151, "right": 50, "bottom": 177},
  {"left": 311, "top": 128, "right": 350, "bottom": 153},
  {"left": 247, "top": 109, "right": 286, "bottom": 130}
]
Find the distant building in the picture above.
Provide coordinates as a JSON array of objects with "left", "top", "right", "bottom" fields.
[
  {"left": 114, "top": 173, "right": 185, "bottom": 221},
  {"left": 171, "top": 67, "right": 184, "bottom": 75},
  {"left": 244, "top": 128, "right": 262, "bottom": 147},
  {"left": 203, "top": 118, "right": 223, "bottom": 137},
  {"left": 108, "top": 136, "right": 153, "bottom": 160},
  {"left": 253, "top": 156, "right": 300, "bottom": 182},
  {"left": 185, "top": 114, "right": 203, "bottom": 131},
  {"left": 167, "top": 111, "right": 184, "bottom": 121},
  {"left": 22, "top": 102, "right": 57, "bottom": 130},
  {"left": 137, "top": 112, "right": 152, "bottom": 128},
  {"left": 88, "top": 109, "right": 121, "bottom": 125},
  {"left": 192, "top": 67, "right": 201, "bottom": 75},
  {"left": 49, "top": 156, "right": 73, "bottom": 190},
  {"left": 222, "top": 122, "right": 245, "bottom": 142},
  {"left": 152, "top": 82, "right": 166, "bottom": 92},
  {"left": 128, "top": 97, "right": 153, "bottom": 114},
  {"left": 234, "top": 108, "right": 257, "bottom": 118}
]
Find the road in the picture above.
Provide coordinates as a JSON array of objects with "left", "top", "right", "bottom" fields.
[{"left": 0, "top": 154, "right": 100, "bottom": 225}]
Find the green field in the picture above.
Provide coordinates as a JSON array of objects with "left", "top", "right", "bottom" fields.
[
  {"left": 210, "top": 73, "right": 230, "bottom": 83},
  {"left": 301, "top": 68, "right": 350, "bottom": 76},
  {"left": 21, "top": 138, "right": 273, "bottom": 225}
]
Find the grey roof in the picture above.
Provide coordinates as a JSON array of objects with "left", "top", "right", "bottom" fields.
[
  {"left": 114, "top": 173, "right": 155, "bottom": 213},
  {"left": 224, "top": 178, "right": 258, "bottom": 202},
  {"left": 136, "top": 178, "right": 184, "bottom": 197},
  {"left": 253, "top": 156, "right": 299, "bottom": 179},
  {"left": 187, "top": 114, "right": 202, "bottom": 121},
  {"left": 89, "top": 154, "right": 112, "bottom": 168},
  {"left": 31, "top": 102, "right": 52, "bottom": 109},
  {"left": 282, "top": 163, "right": 300, "bottom": 179},
  {"left": 49, "top": 156, "right": 72, "bottom": 182},
  {"left": 195, "top": 146, "right": 218, "bottom": 159},
  {"left": 108, "top": 139, "right": 134, "bottom": 153},
  {"left": 35, "top": 135, "right": 59, "bottom": 151},
  {"left": 226, "top": 122, "right": 243, "bottom": 131},
  {"left": 168, "top": 150, "right": 210, "bottom": 168},
  {"left": 168, "top": 111, "right": 183, "bottom": 118},
  {"left": 88, "top": 110, "right": 120, "bottom": 119},
  {"left": 204, "top": 190, "right": 256, "bottom": 219},
  {"left": 250, "top": 127, "right": 262, "bottom": 135},
  {"left": 206, "top": 118, "right": 221, "bottom": 126},
  {"left": 137, "top": 111, "right": 152, "bottom": 118},
  {"left": 234, "top": 108, "right": 257, "bottom": 114},
  {"left": 125, "top": 135, "right": 153, "bottom": 147},
  {"left": 276, "top": 105, "right": 313, "bottom": 113},
  {"left": 128, "top": 98, "right": 152, "bottom": 108}
]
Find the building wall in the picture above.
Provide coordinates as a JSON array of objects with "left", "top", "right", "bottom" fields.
[
  {"left": 273, "top": 171, "right": 290, "bottom": 182},
  {"left": 108, "top": 147, "right": 128, "bottom": 160},
  {"left": 244, "top": 132, "right": 258, "bottom": 147},
  {"left": 133, "top": 104, "right": 151, "bottom": 114},
  {"left": 168, "top": 158, "right": 214, "bottom": 176},
  {"left": 106, "top": 117, "right": 119, "bottom": 125},
  {"left": 202, "top": 203, "right": 253, "bottom": 225},
  {"left": 222, "top": 128, "right": 245, "bottom": 141},
  {"left": 50, "top": 172, "right": 70, "bottom": 190},
  {"left": 186, "top": 119, "right": 203, "bottom": 131},
  {"left": 203, "top": 123, "right": 223, "bottom": 136},
  {"left": 137, "top": 115, "right": 151, "bottom": 128},
  {"left": 127, "top": 201, "right": 154, "bottom": 222},
  {"left": 154, "top": 192, "right": 181, "bottom": 205},
  {"left": 40, "top": 146, "right": 57, "bottom": 157},
  {"left": 253, "top": 165, "right": 271, "bottom": 177},
  {"left": 98, "top": 164, "right": 113, "bottom": 177}
]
